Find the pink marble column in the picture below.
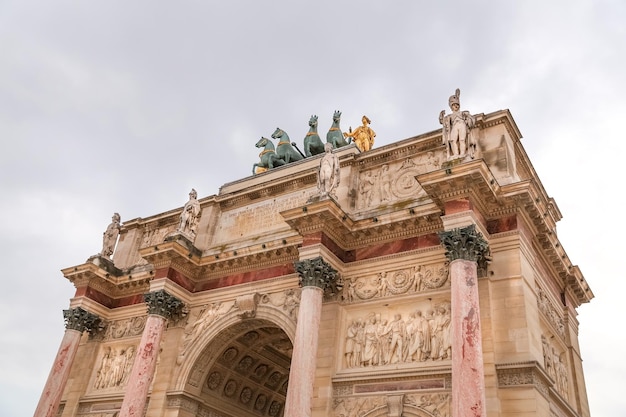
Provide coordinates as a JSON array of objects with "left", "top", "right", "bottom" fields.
[
  {"left": 34, "top": 307, "right": 100, "bottom": 417},
  {"left": 450, "top": 258, "right": 487, "bottom": 417},
  {"left": 284, "top": 257, "right": 339, "bottom": 417},
  {"left": 439, "top": 225, "right": 489, "bottom": 417},
  {"left": 119, "top": 290, "right": 183, "bottom": 417}
]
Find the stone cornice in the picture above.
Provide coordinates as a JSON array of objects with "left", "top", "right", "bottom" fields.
[
  {"left": 280, "top": 198, "right": 442, "bottom": 251},
  {"left": 141, "top": 233, "right": 303, "bottom": 287},
  {"left": 139, "top": 236, "right": 204, "bottom": 278},
  {"left": 62, "top": 258, "right": 152, "bottom": 300},
  {"left": 534, "top": 234, "right": 593, "bottom": 306},
  {"left": 200, "top": 241, "right": 300, "bottom": 280},
  {"left": 416, "top": 158, "right": 501, "bottom": 217}
]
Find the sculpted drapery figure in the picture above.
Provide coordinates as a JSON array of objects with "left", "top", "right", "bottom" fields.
[
  {"left": 343, "top": 307, "right": 452, "bottom": 368},
  {"left": 101, "top": 213, "right": 121, "bottom": 259},
  {"left": 344, "top": 115, "right": 376, "bottom": 152},
  {"left": 439, "top": 88, "right": 476, "bottom": 160},
  {"left": 317, "top": 143, "right": 341, "bottom": 198},
  {"left": 177, "top": 188, "right": 201, "bottom": 238}
]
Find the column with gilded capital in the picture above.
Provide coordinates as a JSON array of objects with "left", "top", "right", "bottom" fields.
[
  {"left": 34, "top": 307, "right": 100, "bottom": 417},
  {"left": 119, "top": 290, "right": 184, "bottom": 417},
  {"left": 284, "top": 257, "right": 340, "bottom": 417},
  {"left": 439, "top": 224, "right": 490, "bottom": 417}
]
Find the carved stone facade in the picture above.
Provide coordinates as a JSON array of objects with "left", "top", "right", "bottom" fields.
[{"left": 42, "top": 108, "right": 592, "bottom": 417}]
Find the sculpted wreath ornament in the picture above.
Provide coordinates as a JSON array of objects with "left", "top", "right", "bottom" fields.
[{"left": 386, "top": 271, "right": 414, "bottom": 295}]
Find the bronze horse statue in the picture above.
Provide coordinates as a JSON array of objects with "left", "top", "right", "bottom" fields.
[
  {"left": 252, "top": 136, "right": 286, "bottom": 175},
  {"left": 326, "top": 110, "right": 351, "bottom": 149},
  {"left": 303, "top": 115, "right": 325, "bottom": 157},
  {"left": 271, "top": 128, "right": 304, "bottom": 164}
]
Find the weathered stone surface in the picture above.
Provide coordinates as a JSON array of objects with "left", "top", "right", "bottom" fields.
[{"left": 45, "top": 109, "right": 592, "bottom": 417}]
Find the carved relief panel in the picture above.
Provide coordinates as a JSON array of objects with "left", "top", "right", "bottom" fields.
[
  {"left": 342, "top": 300, "right": 452, "bottom": 369},
  {"left": 541, "top": 334, "right": 570, "bottom": 400},
  {"left": 91, "top": 344, "right": 138, "bottom": 391},
  {"left": 536, "top": 285, "right": 566, "bottom": 339},
  {"left": 91, "top": 316, "right": 146, "bottom": 342},
  {"left": 342, "top": 262, "right": 449, "bottom": 304},
  {"left": 356, "top": 154, "right": 441, "bottom": 211}
]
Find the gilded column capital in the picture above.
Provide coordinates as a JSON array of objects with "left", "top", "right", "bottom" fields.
[
  {"left": 294, "top": 256, "right": 342, "bottom": 297},
  {"left": 438, "top": 224, "right": 490, "bottom": 266},
  {"left": 144, "top": 289, "right": 185, "bottom": 320},
  {"left": 63, "top": 307, "right": 100, "bottom": 333}
]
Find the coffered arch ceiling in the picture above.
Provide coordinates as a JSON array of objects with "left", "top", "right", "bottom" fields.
[{"left": 196, "top": 320, "right": 293, "bottom": 417}]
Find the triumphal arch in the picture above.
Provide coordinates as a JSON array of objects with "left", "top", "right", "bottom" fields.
[{"left": 35, "top": 91, "right": 593, "bottom": 417}]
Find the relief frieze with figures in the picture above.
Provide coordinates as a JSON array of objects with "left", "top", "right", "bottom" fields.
[
  {"left": 92, "top": 344, "right": 137, "bottom": 390},
  {"left": 91, "top": 316, "right": 147, "bottom": 342},
  {"left": 342, "top": 263, "right": 449, "bottom": 303},
  {"left": 343, "top": 301, "right": 452, "bottom": 369},
  {"left": 356, "top": 153, "right": 441, "bottom": 210}
]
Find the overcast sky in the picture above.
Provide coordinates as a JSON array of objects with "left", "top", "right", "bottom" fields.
[{"left": 1, "top": 1, "right": 624, "bottom": 416}]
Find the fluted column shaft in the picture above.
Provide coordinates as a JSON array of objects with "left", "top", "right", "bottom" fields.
[
  {"left": 119, "top": 290, "right": 183, "bottom": 417},
  {"left": 284, "top": 257, "right": 339, "bottom": 417},
  {"left": 34, "top": 308, "right": 100, "bottom": 417},
  {"left": 439, "top": 224, "right": 489, "bottom": 417}
]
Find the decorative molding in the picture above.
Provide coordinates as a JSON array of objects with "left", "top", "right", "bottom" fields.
[
  {"left": 90, "top": 316, "right": 147, "bottom": 342},
  {"left": 496, "top": 361, "right": 551, "bottom": 399},
  {"left": 341, "top": 262, "right": 449, "bottom": 304}
]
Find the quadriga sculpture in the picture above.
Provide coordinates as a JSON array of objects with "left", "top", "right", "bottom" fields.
[
  {"left": 326, "top": 110, "right": 351, "bottom": 149},
  {"left": 271, "top": 127, "right": 304, "bottom": 164},
  {"left": 252, "top": 136, "right": 286, "bottom": 175},
  {"left": 303, "top": 115, "right": 325, "bottom": 157}
]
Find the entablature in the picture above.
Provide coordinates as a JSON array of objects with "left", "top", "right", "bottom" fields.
[
  {"left": 280, "top": 197, "right": 442, "bottom": 251},
  {"left": 62, "top": 257, "right": 153, "bottom": 302}
]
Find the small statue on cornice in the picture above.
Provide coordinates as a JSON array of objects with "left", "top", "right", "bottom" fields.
[
  {"left": 177, "top": 188, "right": 201, "bottom": 239},
  {"left": 439, "top": 88, "right": 476, "bottom": 161},
  {"left": 101, "top": 213, "right": 121, "bottom": 259},
  {"left": 317, "top": 143, "right": 341, "bottom": 199}
]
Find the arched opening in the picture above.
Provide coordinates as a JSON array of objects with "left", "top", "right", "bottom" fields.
[{"left": 190, "top": 319, "right": 292, "bottom": 417}]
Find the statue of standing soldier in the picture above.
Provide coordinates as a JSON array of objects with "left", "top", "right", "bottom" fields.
[{"left": 439, "top": 89, "right": 476, "bottom": 161}]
